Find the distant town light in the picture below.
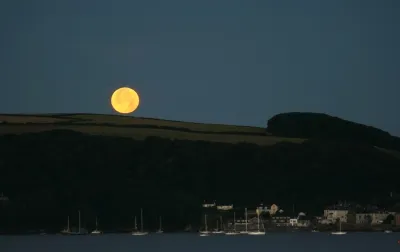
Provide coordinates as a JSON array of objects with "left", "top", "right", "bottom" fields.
[
  {"left": 217, "top": 205, "right": 233, "bottom": 211},
  {"left": 202, "top": 201, "right": 216, "bottom": 208}
]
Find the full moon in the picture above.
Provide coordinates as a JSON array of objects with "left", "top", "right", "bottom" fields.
[{"left": 110, "top": 87, "right": 140, "bottom": 114}]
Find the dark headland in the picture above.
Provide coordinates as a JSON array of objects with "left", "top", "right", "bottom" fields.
[{"left": 1, "top": 112, "right": 400, "bottom": 234}]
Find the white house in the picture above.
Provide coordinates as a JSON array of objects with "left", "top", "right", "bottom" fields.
[
  {"left": 217, "top": 204, "right": 233, "bottom": 211},
  {"left": 202, "top": 201, "right": 216, "bottom": 208},
  {"left": 257, "top": 203, "right": 279, "bottom": 215},
  {"left": 323, "top": 209, "right": 348, "bottom": 223}
]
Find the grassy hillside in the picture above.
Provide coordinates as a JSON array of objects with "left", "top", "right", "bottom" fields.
[
  {"left": 1, "top": 112, "right": 399, "bottom": 158},
  {"left": 0, "top": 113, "right": 304, "bottom": 145}
]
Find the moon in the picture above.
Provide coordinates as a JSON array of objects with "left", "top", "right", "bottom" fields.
[{"left": 110, "top": 87, "right": 140, "bottom": 114}]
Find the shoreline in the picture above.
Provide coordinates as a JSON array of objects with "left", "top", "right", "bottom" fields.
[{"left": 1, "top": 229, "right": 398, "bottom": 236}]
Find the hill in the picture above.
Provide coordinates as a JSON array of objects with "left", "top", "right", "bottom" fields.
[
  {"left": 267, "top": 112, "right": 400, "bottom": 151},
  {"left": 0, "top": 113, "right": 399, "bottom": 233},
  {"left": 0, "top": 113, "right": 304, "bottom": 146}
]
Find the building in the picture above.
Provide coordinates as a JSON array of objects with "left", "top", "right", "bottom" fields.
[
  {"left": 297, "top": 219, "right": 310, "bottom": 227},
  {"left": 297, "top": 212, "right": 311, "bottom": 227},
  {"left": 289, "top": 218, "right": 298, "bottom": 226},
  {"left": 217, "top": 204, "right": 233, "bottom": 211},
  {"left": 271, "top": 216, "right": 290, "bottom": 226},
  {"left": 396, "top": 214, "right": 400, "bottom": 226},
  {"left": 348, "top": 212, "right": 395, "bottom": 225},
  {"left": 323, "top": 209, "right": 348, "bottom": 223},
  {"left": 256, "top": 204, "right": 269, "bottom": 214},
  {"left": 230, "top": 217, "right": 263, "bottom": 232},
  {"left": 360, "top": 213, "right": 390, "bottom": 225},
  {"left": 202, "top": 201, "right": 216, "bottom": 208},
  {"left": 315, "top": 216, "right": 323, "bottom": 223},
  {"left": 247, "top": 217, "right": 264, "bottom": 231},
  {"left": 256, "top": 203, "right": 280, "bottom": 215}
]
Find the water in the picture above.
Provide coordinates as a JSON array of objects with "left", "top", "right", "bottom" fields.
[{"left": 1, "top": 233, "right": 399, "bottom": 252}]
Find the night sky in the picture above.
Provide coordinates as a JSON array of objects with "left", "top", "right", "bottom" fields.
[{"left": 1, "top": 0, "right": 399, "bottom": 135}]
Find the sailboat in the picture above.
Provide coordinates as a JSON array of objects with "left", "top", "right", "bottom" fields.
[
  {"left": 212, "top": 218, "right": 224, "bottom": 234},
  {"left": 331, "top": 221, "right": 346, "bottom": 235},
  {"left": 225, "top": 212, "right": 239, "bottom": 235},
  {"left": 239, "top": 208, "right": 249, "bottom": 234},
  {"left": 70, "top": 210, "right": 87, "bottom": 235},
  {"left": 133, "top": 216, "right": 138, "bottom": 232},
  {"left": 248, "top": 208, "right": 265, "bottom": 235},
  {"left": 91, "top": 217, "right": 102, "bottom": 235},
  {"left": 60, "top": 216, "right": 72, "bottom": 234},
  {"left": 156, "top": 216, "right": 163, "bottom": 234},
  {"left": 199, "top": 214, "right": 210, "bottom": 236},
  {"left": 132, "top": 208, "right": 148, "bottom": 236}
]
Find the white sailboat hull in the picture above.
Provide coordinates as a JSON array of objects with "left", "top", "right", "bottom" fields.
[
  {"left": 199, "top": 230, "right": 210, "bottom": 236},
  {"left": 331, "top": 232, "right": 346, "bottom": 235},
  {"left": 132, "top": 232, "right": 149, "bottom": 236},
  {"left": 332, "top": 222, "right": 346, "bottom": 235},
  {"left": 91, "top": 230, "right": 102, "bottom": 235},
  {"left": 60, "top": 229, "right": 71, "bottom": 235},
  {"left": 199, "top": 214, "right": 210, "bottom": 236},
  {"left": 248, "top": 231, "right": 265, "bottom": 235},
  {"left": 225, "top": 232, "right": 239, "bottom": 235}
]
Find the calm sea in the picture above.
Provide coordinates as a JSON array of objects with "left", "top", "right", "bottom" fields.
[{"left": 1, "top": 233, "right": 399, "bottom": 252}]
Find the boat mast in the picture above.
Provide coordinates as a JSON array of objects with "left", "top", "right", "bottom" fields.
[
  {"left": 134, "top": 216, "right": 137, "bottom": 230},
  {"left": 245, "top": 208, "right": 248, "bottom": 232},
  {"left": 78, "top": 210, "right": 81, "bottom": 234},
  {"left": 67, "top": 216, "right": 70, "bottom": 231},
  {"left": 159, "top": 216, "right": 162, "bottom": 230},
  {"left": 205, "top": 214, "right": 208, "bottom": 231},
  {"left": 233, "top": 212, "right": 236, "bottom": 231}
]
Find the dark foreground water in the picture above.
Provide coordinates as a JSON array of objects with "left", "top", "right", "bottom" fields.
[{"left": 1, "top": 233, "right": 399, "bottom": 252}]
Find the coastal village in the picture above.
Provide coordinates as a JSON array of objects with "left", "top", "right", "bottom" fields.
[
  {"left": 201, "top": 200, "right": 400, "bottom": 233},
  {"left": 2, "top": 192, "right": 400, "bottom": 234}
]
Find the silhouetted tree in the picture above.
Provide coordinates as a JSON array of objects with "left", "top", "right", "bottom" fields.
[{"left": 383, "top": 214, "right": 395, "bottom": 225}]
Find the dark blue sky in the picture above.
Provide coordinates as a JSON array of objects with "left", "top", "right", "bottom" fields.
[{"left": 1, "top": 0, "right": 399, "bottom": 135}]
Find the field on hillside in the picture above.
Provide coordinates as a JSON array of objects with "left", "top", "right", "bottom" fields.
[
  {"left": 1, "top": 114, "right": 400, "bottom": 158},
  {"left": 0, "top": 113, "right": 305, "bottom": 145}
]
